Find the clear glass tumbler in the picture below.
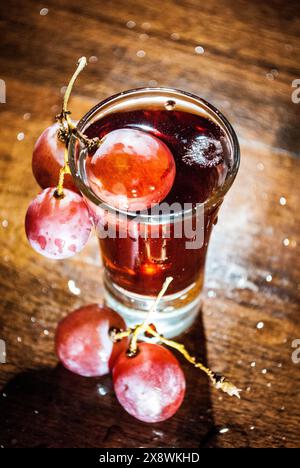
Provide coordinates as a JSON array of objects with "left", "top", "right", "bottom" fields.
[{"left": 69, "top": 88, "right": 240, "bottom": 337}]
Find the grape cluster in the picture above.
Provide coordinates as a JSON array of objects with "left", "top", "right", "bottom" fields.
[{"left": 56, "top": 304, "right": 186, "bottom": 423}]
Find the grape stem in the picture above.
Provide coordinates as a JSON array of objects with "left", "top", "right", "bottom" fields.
[
  {"left": 127, "top": 276, "right": 173, "bottom": 356},
  {"left": 111, "top": 323, "right": 241, "bottom": 398},
  {"left": 144, "top": 325, "right": 242, "bottom": 398},
  {"left": 55, "top": 57, "right": 100, "bottom": 197}
]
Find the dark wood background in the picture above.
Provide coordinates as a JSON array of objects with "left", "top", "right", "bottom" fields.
[{"left": 0, "top": 0, "right": 300, "bottom": 448}]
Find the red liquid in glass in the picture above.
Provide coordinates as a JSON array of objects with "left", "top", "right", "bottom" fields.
[{"left": 85, "top": 108, "right": 232, "bottom": 296}]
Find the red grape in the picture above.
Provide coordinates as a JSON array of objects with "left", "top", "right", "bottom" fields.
[
  {"left": 113, "top": 342, "right": 186, "bottom": 422},
  {"left": 55, "top": 304, "right": 127, "bottom": 377},
  {"left": 25, "top": 187, "right": 92, "bottom": 259},
  {"left": 86, "top": 128, "right": 176, "bottom": 211},
  {"left": 32, "top": 123, "right": 78, "bottom": 192}
]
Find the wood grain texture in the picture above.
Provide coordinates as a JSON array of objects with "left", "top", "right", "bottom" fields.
[{"left": 0, "top": 0, "right": 300, "bottom": 448}]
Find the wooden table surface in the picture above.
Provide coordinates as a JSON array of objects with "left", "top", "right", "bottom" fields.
[{"left": 0, "top": 0, "right": 300, "bottom": 449}]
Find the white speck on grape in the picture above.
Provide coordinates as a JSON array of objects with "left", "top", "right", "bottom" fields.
[{"left": 68, "top": 279, "right": 81, "bottom": 295}]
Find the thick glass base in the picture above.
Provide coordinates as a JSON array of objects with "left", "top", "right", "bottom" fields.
[{"left": 103, "top": 273, "right": 202, "bottom": 338}]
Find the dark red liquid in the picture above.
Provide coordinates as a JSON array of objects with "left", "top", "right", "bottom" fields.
[{"left": 85, "top": 108, "right": 232, "bottom": 295}]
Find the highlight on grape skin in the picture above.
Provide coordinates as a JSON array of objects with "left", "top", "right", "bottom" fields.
[
  {"left": 32, "top": 122, "right": 78, "bottom": 193},
  {"left": 55, "top": 304, "right": 128, "bottom": 377},
  {"left": 112, "top": 342, "right": 186, "bottom": 423},
  {"left": 25, "top": 187, "right": 93, "bottom": 259},
  {"left": 86, "top": 128, "right": 176, "bottom": 211}
]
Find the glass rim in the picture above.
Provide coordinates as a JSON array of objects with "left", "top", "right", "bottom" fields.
[{"left": 68, "top": 87, "right": 240, "bottom": 222}]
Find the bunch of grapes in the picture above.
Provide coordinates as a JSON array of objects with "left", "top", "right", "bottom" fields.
[{"left": 55, "top": 278, "right": 240, "bottom": 423}]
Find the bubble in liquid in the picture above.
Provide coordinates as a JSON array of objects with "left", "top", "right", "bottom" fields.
[
  {"left": 164, "top": 100, "right": 176, "bottom": 111},
  {"left": 17, "top": 132, "right": 25, "bottom": 141},
  {"left": 282, "top": 238, "right": 290, "bottom": 247},
  {"left": 256, "top": 321, "right": 264, "bottom": 329},
  {"left": 136, "top": 50, "right": 146, "bottom": 58}
]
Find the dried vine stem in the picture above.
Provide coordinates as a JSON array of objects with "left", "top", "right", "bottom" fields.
[
  {"left": 127, "top": 277, "right": 173, "bottom": 356},
  {"left": 54, "top": 57, "right": 100, "bottom": 197}
]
